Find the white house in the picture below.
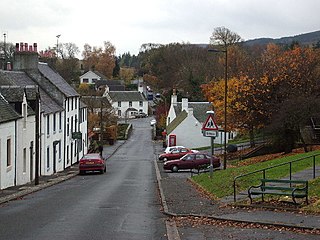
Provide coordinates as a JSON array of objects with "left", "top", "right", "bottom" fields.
[
  {"left": 166, "top": 92, "right": 234, "bottom": 149},
  {"left": 0, "top": 86, "right": 37, "bottom": 187},
  {"left": 0, "top": 42, "right": 88, "bottom": 188},
  {"left": 79, "top": 70, "right": 106, "bottom": 85},
  {"left": 104, "top": 91, "right": 148, "bottom": 118},
  {"left": 0, "top": 95, "right": 21, "bottom": 189}
]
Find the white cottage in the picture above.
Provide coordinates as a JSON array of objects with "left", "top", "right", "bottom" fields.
[
  {"left": 0, "top": 95, "right": 22, "bottom": 189},
  {"left": 166, "top": 92, "right": 233, "bottom": 149},
  {"left": 104, "top": 91, "right": 148, "bottom": 118}
]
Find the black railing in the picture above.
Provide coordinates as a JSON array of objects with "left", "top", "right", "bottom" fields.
[{"left": 233, "top": 153, "right": 320, "bottom": 202}]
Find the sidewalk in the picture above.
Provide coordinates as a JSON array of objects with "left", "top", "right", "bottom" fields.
[{"left": 154, "top": 141, "right": 320, "bottom": 231}]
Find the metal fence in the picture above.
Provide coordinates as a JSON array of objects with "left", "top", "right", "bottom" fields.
[{"left": 233, "top": 153, "right": 320, "bottom": 202}]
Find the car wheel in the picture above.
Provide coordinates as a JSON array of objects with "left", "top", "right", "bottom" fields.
[
  {"left": 104, "top": 166, "right": 107, "bottom": 172},
  {"left": 171, "top": 165, "right": 179, "bottom": 172}
]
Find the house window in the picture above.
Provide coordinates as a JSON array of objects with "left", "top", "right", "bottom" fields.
[
  {"left": 23, "top": 103, "right": 27, "bottom": 128},
  {"left": 67, "top": 118, "right": 70, "bottom": 136},
  {"left": 75, "top": 115, "right": 78, "bottom": 132},
  {"left": 58, "top": 142, "right": 62, "bottom": 161},
  {"left": 67, "top": 145, "right": 69, "bottom": 164},
  {"left": 71, "top": 116, "right": 74, "bottom": 134},
  {"left": 47, "top": 115, "right": 50, "bottom": 136},
  {"left": 47, "top": 146, "right": 50, "bottom": 170},
  {"left": 118, "top": 110, "right": 121, "bottom": 117},
  {"left": 59, "top": 112, "right": 62, "bottom": 131},
  {"left": 118, "top": 101, "right": 121, "bottom": 107},
  {"left": 75, "top": 98, "right": 78, "bottom": 109},
  {"left": 129, "top": 101, "right": 132, "bottom": 107},
  {"left": 23, "top": 148, "right": 27, "bottom": 173},
  {"left": 92, "top": 78, "right": 97, "bottom": 83},
  {"left": 53, "top": 113, "right": 56, "bottom": 133},
  {"left": 83, "top": 78, "right": 89, "bottom": 83},
  {"left": 71, "top": 142, "right": 73, "bottom": 162},
  {"left": 7, "top": 138, "right": 11, "bottom": 167},
  {"left": 67, "top": 99, "right": 69, "bottom": 112},
  {"left": 71, "top": 98, "right": 74, "bottom": 111},
  {"left": 139, "top": 101, "right": 143, "bottom": 107}
]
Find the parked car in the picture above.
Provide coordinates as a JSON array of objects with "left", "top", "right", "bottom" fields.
[
  {"left": 163, "top": 152, "right": 220, "bottom": 172},
  {"left": 164, "top": 145, "right": 186, "bottom": 154},
  {"left": 158, "top": 147, "right": 194, "bottom": 161},
  {"left": 79, "top": 153, "right": 106, "bottom": 174},
  {"left": 134, "top": 112, "right": 147, "bottom": 118},
  {"left": 150, "top": 119, "right": 156, "bottom": 126}
]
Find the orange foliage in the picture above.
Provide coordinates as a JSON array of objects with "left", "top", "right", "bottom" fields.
[{"left": 202, "top": 44, "right": 319, "bottom": 134}]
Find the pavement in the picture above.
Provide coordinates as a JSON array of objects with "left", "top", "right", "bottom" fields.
[{"left": 1, "top": 138, "right": 319, "bottom": 236}]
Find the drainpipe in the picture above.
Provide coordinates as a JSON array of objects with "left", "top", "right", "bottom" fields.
[
  {"left": 14, "top": 120, "right": 17, "bottom": 186},
  {"left": 64, "top": 99, "right": 67, "bottom": 169}
]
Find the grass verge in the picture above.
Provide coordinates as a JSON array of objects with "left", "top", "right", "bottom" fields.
[{"left": 192, "top": 150, "right": 320, "bottom": 200}]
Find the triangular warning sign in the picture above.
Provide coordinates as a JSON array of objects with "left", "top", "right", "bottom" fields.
[{"left": 202, "top": 115, "right": 218, "bottom": 131}]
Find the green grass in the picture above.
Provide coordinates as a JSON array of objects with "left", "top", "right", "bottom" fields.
[{"left": 192, "top": 150, "right": 320, "bottom": 199}]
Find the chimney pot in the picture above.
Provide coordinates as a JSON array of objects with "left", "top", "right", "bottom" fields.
[
  {"left": 15, "top": 43, "right": 19, "bottom": 52},
  {"left": 29, "top": 45, "right": 33, "bottom": 52},
  {"left": 24, "top": 43, "right": 28, "bottom": 52},
  {"left": 33, "top": 43, "right": 37, "bottom": 52},
  {"left": 20, "top": 42, "right": 24, "bottom": 51}
]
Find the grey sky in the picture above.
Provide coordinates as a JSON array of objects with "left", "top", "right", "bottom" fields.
[{"left": 0, "top": 0, "right": 319, "bottom": 56}]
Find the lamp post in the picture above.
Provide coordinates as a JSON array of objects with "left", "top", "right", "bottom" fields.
[
  {"left": 208, "top": 48, "right": 228, "bottom": 170},
  {"left": 56, "top": 34, "right": 61, "bottom": 57}
]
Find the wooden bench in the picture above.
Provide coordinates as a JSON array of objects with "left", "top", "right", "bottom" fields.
[{"left": 248, "top": 179, "right": 308, "bottom": 204}]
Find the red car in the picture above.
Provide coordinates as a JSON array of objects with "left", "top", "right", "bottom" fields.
[
  {"left": 163, "top": 152, "right": 220, "bottom": 172},
  {"left": 158, "top": 147, "right": 194, "bottom": 161},
  {"left": 79, "top": 153, "right": 106, "bottom": 174}
]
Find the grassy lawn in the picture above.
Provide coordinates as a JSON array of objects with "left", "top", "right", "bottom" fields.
[{"left": 192, "top": 150, "right": 320, "bottom": 200}]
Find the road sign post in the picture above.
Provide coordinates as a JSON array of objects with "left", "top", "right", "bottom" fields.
[{"left": 202, "top": 111, "right": 219, "bottom": 178}]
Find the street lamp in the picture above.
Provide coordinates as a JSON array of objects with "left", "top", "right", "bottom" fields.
[
  {"left": 56, "top": 34, "right": 61, "bottom": 57},
  {"left": 208, "top": 48, "right": 228, "bottom": 170}
]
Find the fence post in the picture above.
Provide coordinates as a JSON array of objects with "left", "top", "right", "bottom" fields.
[
  {"left": 313, "top": 155, "right": 316, "bottom": 179},
  {"left": 233, "top": 178, "right": 237, "bottom": 203}
]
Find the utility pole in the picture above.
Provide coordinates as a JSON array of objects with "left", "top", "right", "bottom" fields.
[
  {"left": 35, "top": 87, "right": 40, "bottom": 185},
  {"left": 3, "top": 33, "right": 6, "bottom": 70}
]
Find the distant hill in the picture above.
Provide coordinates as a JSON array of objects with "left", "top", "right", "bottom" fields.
[{"left": 244, "top": 30, "right": 320, "bottom": 46}]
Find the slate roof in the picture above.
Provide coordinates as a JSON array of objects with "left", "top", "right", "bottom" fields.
[
  {"left": 38, "top": 62, "right": 79, "bottom": 97},
  {"left": 108, "top": 91, "right": 147, "bottom": 102},
  {"left": 0, "top": 94, "right": 21, "bottom": 123},
  {"left": 81, "top": 96, "right": 111, "bottom": 109},
  {"left": 0, "top": 70, "right": 63, "bottom": 115},
  {"left": 93, "top": 71, "right": 107, "bottom": 79},
  {"left": 166, "top": 110, "right": 188, "bottom": 134},
  {"left": 96, "top": 80, "right": 125, "bottom": 91},
  {"left": 173, "top": 102, "right": 212, "bottom": 123},
  {"left": 0, "top": 86, "right": 36, "bottom": 116}
]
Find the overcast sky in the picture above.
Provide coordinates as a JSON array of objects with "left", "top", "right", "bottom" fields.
[{"left": 1, "top": 0, "right": 319, "bottom": 56}]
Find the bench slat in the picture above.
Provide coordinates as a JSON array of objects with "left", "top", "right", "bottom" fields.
[{"left": 261, "top": 179, "right": 307, "bottom": 184}]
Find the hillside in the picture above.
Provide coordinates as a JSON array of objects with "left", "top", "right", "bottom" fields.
[{"left": 244, "top": 30, "right": 320, "bottom": 46}]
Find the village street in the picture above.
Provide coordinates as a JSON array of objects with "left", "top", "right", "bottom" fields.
[{"left": 0, "top": 118, "right": 167, "bottom": 240}]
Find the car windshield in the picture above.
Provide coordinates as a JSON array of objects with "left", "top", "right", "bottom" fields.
[{"left": 82, "top": 154, "right": 100, "bottom": 160}]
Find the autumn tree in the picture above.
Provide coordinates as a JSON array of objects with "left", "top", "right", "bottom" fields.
[
  {"left": 202, "top": 42, "right": 320, "bottom": 153},
  {"left": 139, "top": 43, "right": 215, "bottom": 101},
  {"left": 82, "top": 41, "right": 116, "bottom": 78},
  {"left": 54, "top": 42, "right": 80, "bottom": 85}
]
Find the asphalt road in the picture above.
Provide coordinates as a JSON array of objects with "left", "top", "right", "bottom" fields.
[{"left": 0, "top": 118, "right": 167, "bottom": 240}]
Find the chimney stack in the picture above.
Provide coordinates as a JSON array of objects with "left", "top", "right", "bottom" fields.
[{"left": 13, "top": 42, "right": 39, "bottom": 71}]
